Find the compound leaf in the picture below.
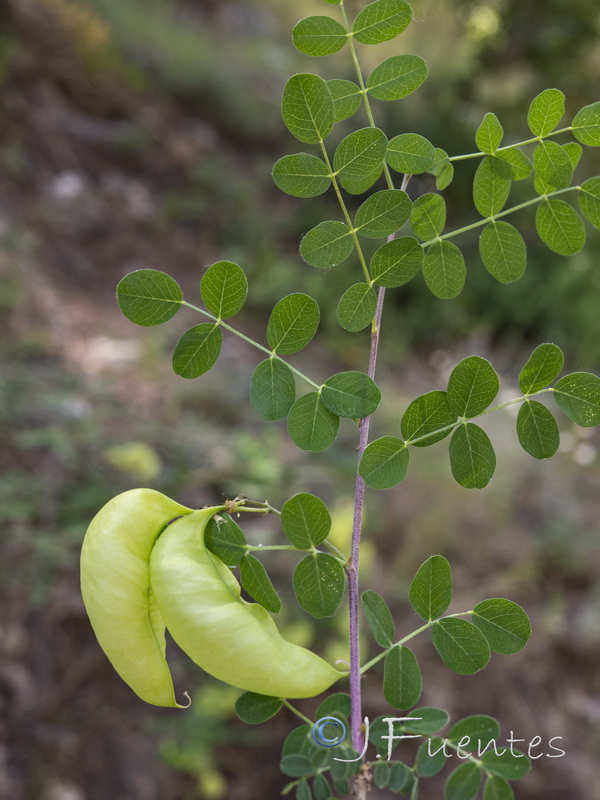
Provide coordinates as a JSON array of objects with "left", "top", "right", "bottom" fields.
[
  {"left": 445, "top": 763, "right": 482, "bottom": 800},
  {"left": 282, "top": 73, "right": 334, "bottom": 144},
  {"left": 527, "top": 88, "right": 565, "bottom": 137},
  {"left": 294, "top": 553, "right": 345, "bottom": 618},
  {"left": 411, "top": 193, "right": 446, "bottom": 240},
  {"left": 402, "top": 391, "right": 458, "bottom": 447},
  {"left": 517, "top": 401, "right": 560, "bottom": 459},
  {"left": 483, "top": 776, "right": 514, "bottom": 800},
  {"left": 579, "top": 176, "right": 600, "bottom": 229},
  {"left": 249, "top": 358, "right": 296, "bottom": 421},
  {"left": 535, "top": 198, "right": 586, "bottom": 256},
  {"left": 384, "top": 645, "right": 422, "bottom": 710},
  {"left": 281, "top": 492, "right": 331, "bottom": 549},
  {"left": 327, "top": 78, "right": 362, "bottom": 122},
  {"left": 300, "top": 220, "right": 355, "bottom": 269},
  {"left": 236, "top": 692, "right": 283, "bottom": 724},
  {"left": 334, "top": 127, "right": 388, "bottom": 193},
  {"left": 366, "top": 54, "right": 428, "bottom": 101},
  {"left": 272, "top": 153, "right": 332, "bottom": 198},
  {"left": 205, "top": 514, "right": 247, "bottom": 567},
  {"left": 496, "top": 147, "right": 532, "bottom": 181},
  {"left": 267, "top": 293, "right": 320, "bottom": 354},
  {"left": 572, "top": 101, "right": 600, "bottom": 146},
  {"left": 117, "top": 269, "right": 182, "bottom": 326},
  {"left": 409, "top": 555, "right": 452, "bottom": 621},
  {"left": 371, "top": 237, "right": 423, "bottom": 288},
  {"left": 292, "top": 16, "right": 348, "bottom": 57},
  {"left": 287, "top": 392, "right": 339, "bottom": 452},
  {"left": 423, "top": 241, "right": 466, "bottom": 299},
  {"left": 337, "top": 282, "right": 377, "bottom": 332},
  {"left": 480, "top": 750, "right": 531, "bottom": 781},
  {"left": 473, "top": 156, "right": 512, "bottom": 217},
  {"left": 475, "top": 112, "right": 503, "bottom": 154},
  {"left": 172, "top": 323, "right": 222, "bottom": 378},
  {"left": 240, "top": 554, "right": 281, "bottom": 614},
  {"left": 352, "top": 0, "right": 412, "bottom": 45},
  {"left": 449, "top": 424, "right": 496, "bottom": 489},
  {"left": 359, "top": 436, "right": 409, "bottom": 490},
  {"left": 361, "top": 590, "right": 395, "bottom": 647},
  {"left": 387, "top": 133, "right": 436, "bottom": 175},
  {"left": 355, "top": 189, "right": 411, "bottom": 239},
  {"left": 479, "top": 221, "right": 527, "bottom": 284},
  {"left": 432, "top": 618, "right": 490, "bottom": 675},
  {"left": 553, "top": 372, "right": 600, "bottom": 427},
  {"left": 533, "top": 141, "right": 573, "bottom": 189},
  {"left": 519, "top": 342, "right": 564, "bottom": 393},
  {"left": 447, "top": 355, "right": 500, "bottom": 417},
  {"left": 200, "top": 260, "right": 247, "bottom": 319},
  {"left": 321, "top": 371, "right": 381, "bottom": 418},
  {"left": 471, "top": 598, "right": 531, "bottom": 654}
]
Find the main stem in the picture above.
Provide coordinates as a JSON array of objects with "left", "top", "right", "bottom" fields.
[{"left": 346, "top": 284, "right": 386, "bottom": 753}]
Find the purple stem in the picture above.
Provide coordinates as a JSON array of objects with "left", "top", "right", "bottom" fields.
[{"left": 346, "top": 284, "right": 386, "bottom": 754}]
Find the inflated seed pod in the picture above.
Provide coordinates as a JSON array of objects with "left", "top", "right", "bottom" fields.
[
  {"left": 80, "top": 489, "right": 193, "bottom": 707},
  {"left": 150, "top": 509, "right": 345, "bottom": 698}
]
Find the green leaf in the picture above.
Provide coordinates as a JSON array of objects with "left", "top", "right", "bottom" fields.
[
  {"left": 527, "top": 88, "right": 565, "bottom": 137},
  {"left": 387, "top": 133, "right": 436, "bottom": 175},
  {"left": 389, "top": 762, "right": 411, "bottom": 791},
  {"left": 409, "top": 555, "right": 452, "bottom": 621},
  {"left": 473, "top": 155, "right": 512, "bottom": 217},
  {"left": 572, "top": 101, "right": 600, "bottom": 146},
  {"left": 415, "top": 738, "right": 446, "bottom": 778},
  {"left": 374, "top": 763, "right": 391, "bottom": 788},
  {"left": 445, "top": 763, "right": 482, "bottom": 800},
  {"left": 563, "top": 141, "right": 583, "bottom": 169},
  {"left": 293, "top": 553, "right": 345, "bottom": 618},
  {"left": 496, "top": 147, "right": 533, "bottom": 181},
  {"left": 235, "top": 691, "right": 283, "bottom": 724},
  {"left": 282, "top": 73, "right": 335, "bottom": 144},
  {"left": 533, "top": 141, "right": 573, "bottom": 189},
  {"left": 200, "top": 260, "right": 247, "bottom": 320},
  {"left": 480, "top": 750, "right": 531, "bottom": 781},
  {"left": 300, "top": 220, "right": 355, "bottom": 269},
  {"left": 366, "top": 55, "right": 428, "bottom": 101},
  {"left": 334, "top": 127, "right": 388, "bottom": 194},
  {"left": 579, "top": 176, "right": 600, "bottom": 229},
  {"left": 475, "top": 112, "right": 503, "bottom": 154},
  {"left": 352, "top": 0, "right": 412, "bottom": 45},
  {"left": 449, "top": 424, "right": 496, "bottom": 489},
  {"left": 403, "top": 707, "right": 450, "bottom": 735},
  {"left": 401, "top": 390, "right": 458, "bottom": 447},
  {"left": 316, "top": 692, "right": 351, "bottom": 720},
  {"left": 249, "top": 358, "right": 296, "bottom": 422},
  {"left": 361, "top": 590, "right": 395, "bottom": 647},
  {"left": 384, "top": 645, "right": 422, "bottom": 709},
  {"left": 281, "top": 493, "right": 331, "bottom": 549},
  {"left": 172, "top": 323, "right": 222, "bottom": 378},
  {"left": 239, "top": 554, "right": 281, "bottom": 614},
  {"left": 295, "top": 780, "right": 311, "bottom": 800},
  {"left": 287, "top": 392, "right": 339, "bottom": 452},
  {"left": 430, "top": 148, "right": 454, "bottom": 189},
  {"left": 471, "top": 598, "right": 531, "bottom": 654},
  {"left": 553, "top": 372, "right": 600, "bottom": 427},
  {"left": 448, "top": 715, "right": 501, "bottom": 750},
  {"left": 280, "top": 754, "right": 313, "bottom": 778},
  {"left": 536, "top": 198, "right": 586, "bottom": 256},
  {"left": 116, "top": 269, "right": 182, "bottom": 326},
  {"left": 371, "top": 236, "right": 423, "bottom": 288},
  {"left": 292, "top": 16, "right": 348, "bottom": 57},
  {"left": 321, "top": 371, "right": 381, "bottom": 418},
  {"left": 327, "top": 78, "right": 362, "bottom": 122},
  {"left": 359, "top": 436, "right": 409, "bottom": 489},
  {"left": 411, "top": 193, "right": 446, "bottom": 240},
  {"left": 282, "top": 724, "right": 312, "bottom": 757},
  {"left": 337, "top": 283, "right": 377, "bottom": 332},
  {"left": 517, "top": 401, "right": 560, "bottom": 459},
  {"left": 272, "top": 153, "right": 332, "bottom": 198},
  {"left": 267, "top": 293, "right": 320, "bottom": 354},
  {"left": 479, "top": 221, "right": 527, "bottom": 284},
  {"left": 355, "top": 189, "right": 411, "bottom": 239},
  {"left": 433, "top": 619, "right": 490, "bottom": 675},
  {"left": 423, "top": 241, "right": 466, "bottom": 299},
  {"left": 484, "top": 776, "right": 514, "bottom": 800},
  {"left": 205, "top": 514, "right": 247, "bottom": 566},
  {"left": 519, "top": 342, "right": 564, "bottom": 394},
  {"left": 447, "top": 355, "right": 500, "bottom": 418},
  {"left": 312, "top": 774, "right": 332, "bottom": 800}
]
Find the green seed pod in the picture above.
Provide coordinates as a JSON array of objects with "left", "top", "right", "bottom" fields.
[
  {"left": 150, "top": 509, "right": 345, "bottom": 698},
  {"left": 80, "top": 489, "right": 192, "bottom": 707}
]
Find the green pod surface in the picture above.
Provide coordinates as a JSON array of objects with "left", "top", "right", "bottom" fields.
[
  {"left": 150, "top": 510, "right": 346, "bottom": 699},
  {"left": 80, "top": 489, "right": 193, "bottom": 707}
]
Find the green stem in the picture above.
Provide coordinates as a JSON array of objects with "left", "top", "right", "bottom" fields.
[
  {"left": 448, "top": 126, "right": 575, "bottom": 162},
  {"left": 319, "top": 141, "right": 371, "bottom": 282},
  {"left": 360, "top": 611, "right": 472, "bottom": 675},
  {"left": 406, "top": 389, "right": 552, "bottom": 448},
  {"left": 246, "top": 544, "right": 303, "bottom": 552},
  {"left": 339, "top": 3, "right": 395, "bottom": 191},
  {"left": 421, "top": 186, "right": 581, "bottom": 248},
  {"left": 181, "top": 301, "right": 320, "bottom": 389},
  {"left": 283, "top": 699, "right": 313, "bottom": 726}
]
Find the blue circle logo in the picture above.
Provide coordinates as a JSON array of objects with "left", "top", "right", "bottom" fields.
[{"left": 311, "top": 716, "right": 347, "bottom": 748}]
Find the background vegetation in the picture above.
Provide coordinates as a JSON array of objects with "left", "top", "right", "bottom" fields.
[{"left": 0, "top": 1, "right": 598, "bottom": 798}]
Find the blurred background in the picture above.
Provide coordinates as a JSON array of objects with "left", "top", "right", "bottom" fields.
[{"left": 1, "top": 0, "right": 599, "bottom": 798}]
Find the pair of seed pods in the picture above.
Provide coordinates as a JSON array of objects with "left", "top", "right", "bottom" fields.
[{"left": 80, "top": 489, "right": 344, "bottom": 706}]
